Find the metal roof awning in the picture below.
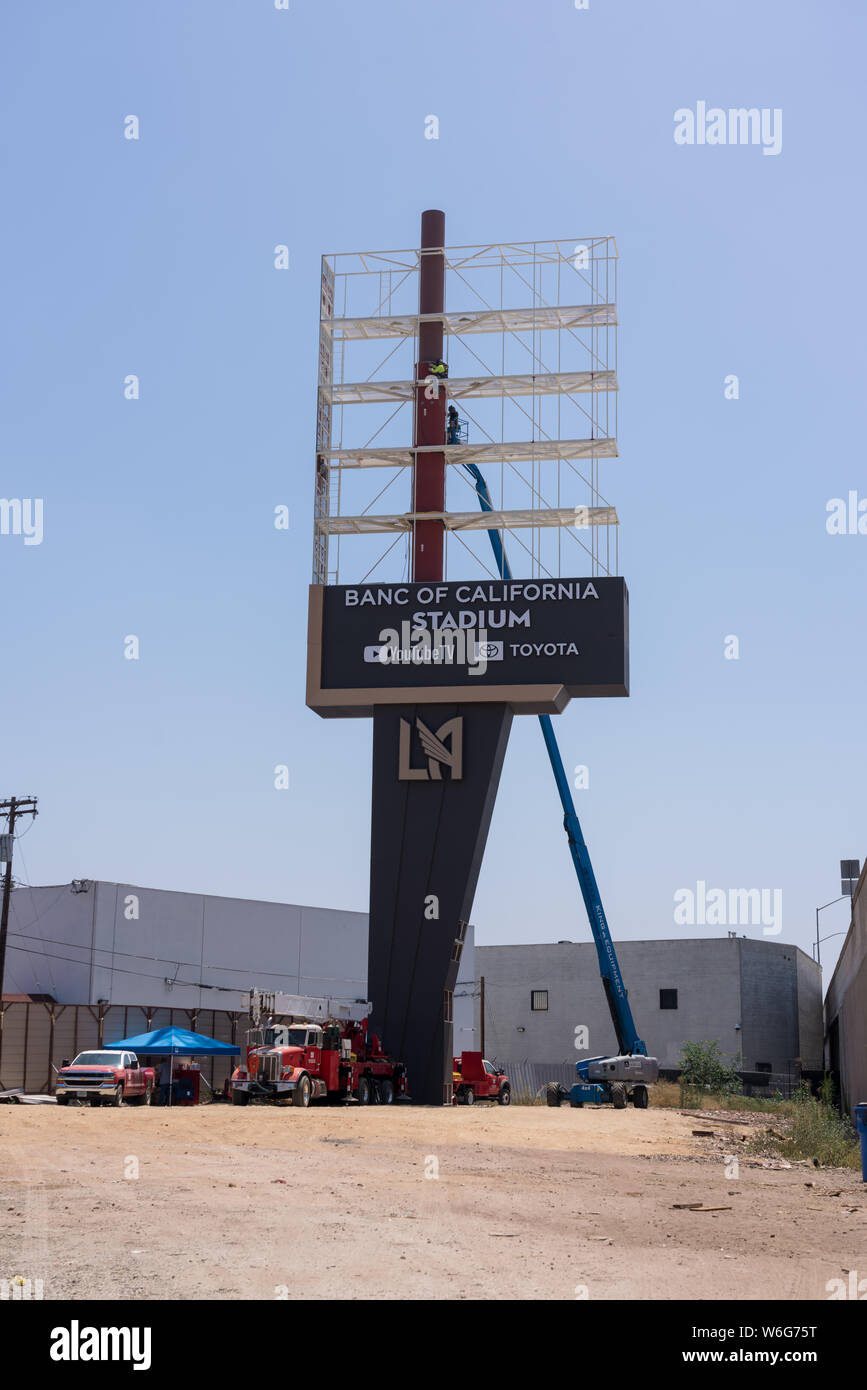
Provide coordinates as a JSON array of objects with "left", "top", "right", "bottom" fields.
[
  {"left": 327, "top": 369, "right": 618, "bottom": 405},
  {"left": 319, "top": 438, "right": 618, "bottom": 469},
  {"left": 316, "top": 506, "right": 618, "bottom": 535},
  {"left": 324, "top": 303, "right": 617, "bottom": 340}
]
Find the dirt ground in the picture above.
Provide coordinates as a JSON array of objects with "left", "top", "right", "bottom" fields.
[{"left": 1, "top": 1102, "right": 864, "bottom": 1301}]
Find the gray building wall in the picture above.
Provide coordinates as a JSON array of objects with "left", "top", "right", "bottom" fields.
[
  {"left": 738, "top": 938, "right": 799, "bottom": 1071},
  {"left": 476, "top": 937, "right": 822, "bottom": 1074},
  {"left": 825, "top": 866, "right": 867, "bottom": 1117},
  {"left": 6, "top": 880, "right": 475, "bottom": 1049},
  {"left": 796, "top": 949, "right": 826, "bottom": 1076}
]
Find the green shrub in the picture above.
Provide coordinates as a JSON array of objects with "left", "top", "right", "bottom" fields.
[
  {"left": 678, "top": 1039, "right": 741, "bottom": 1100},
  {"left": 787, "top": 1083, "right": 860, "bottom": 1167},
  {"left": 745, "top": 1082, "right": 860, "bottom": 1169}
]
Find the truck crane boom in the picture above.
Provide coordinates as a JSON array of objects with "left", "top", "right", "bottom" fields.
[
  {"left": 462, "top": 461, "right": 656, "bottom": 1104},
  {"left": 242, "top": 990, "right": 372, "bottom": 1026}
]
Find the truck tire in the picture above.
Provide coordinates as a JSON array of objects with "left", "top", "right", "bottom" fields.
[
  {"left": 88, "top": 1095, "right": 102, "bottom": 1107},
  {"left": 231, "top": 1088, "right": 249, "bottom": 1106},
  {"left": 545, "top": 1083, "right": 563, "bottom": 1108},
  {"left": 611, "top": 1083, "right": 626, "bottom": 1110},
  {"left": 56, "top": 1094, "right": 68, "bottom": 1106},
  {"left": 144, "top": 1082, "right": 153, "bottom": 1106},
  {"left": 632, "top": 1085, "right": 649, "bottom": 1109},
  {"left": 357, "top": 1076, "right": 371, "bottom": 1105},
  {"left": 293, "top": 1074, "right": 312, "bottom": 1108},
  {"left": 497, "top": 1085, "right": 511, "bottom": 1106},
  {"left": 371, "top": 1080, "right": 382, "bottom": 1104},
  {"left": 380, "top": 1079, "right": 394, "bottom": 1105},
  {"left": 111, "top": 1085, "right": 124, "bottom": 1108},
  {"left": 464, "top": 1087, "right": 475, "bottom": 1106}
]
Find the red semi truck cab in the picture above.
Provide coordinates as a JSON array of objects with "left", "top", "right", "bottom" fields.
[
  {"left": 55, "top": 1050, "right": 156, "bottom": 1107},
  {"left": 231, "top": 1018, "right": 408, "bottom": 1108},
  {"left": 452, "top": 1052, "right": 511, "bottom": 1106}
]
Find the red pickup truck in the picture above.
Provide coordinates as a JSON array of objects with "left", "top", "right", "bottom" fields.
[
  {"left": 452, "top": 1051, "right": 511, "bottom": 1106},
  {"left": 55, "top": 1050, "right": 156, "bottom": 1107}
]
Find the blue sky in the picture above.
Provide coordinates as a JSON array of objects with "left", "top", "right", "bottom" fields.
[{"left": 2, "top": 1, "right": 865, "bottom": 986}]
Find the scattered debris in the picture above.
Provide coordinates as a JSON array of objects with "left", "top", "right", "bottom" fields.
[
  {"left": 672, "top": 1203, "right": 732, "bottom": 1213},
  {"left": 688, "top": 1114, "right": 753, "bottom": 1128}
]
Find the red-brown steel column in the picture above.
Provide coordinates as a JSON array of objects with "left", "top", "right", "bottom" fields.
[{"left": 412, "top": 209, "right": 446, "bottom": 581}]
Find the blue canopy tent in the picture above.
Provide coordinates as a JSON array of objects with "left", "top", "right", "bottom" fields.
[{"left": 106, "top": 1026, "right": 240, "bottom": 1107}]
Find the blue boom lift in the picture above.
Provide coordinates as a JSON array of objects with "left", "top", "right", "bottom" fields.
[{"left": 462, "top": 460, "right": 659, "bottom": 1109}]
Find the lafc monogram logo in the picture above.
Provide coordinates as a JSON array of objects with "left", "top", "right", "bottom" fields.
[{"left": 398, "top": 716, "right": 463, "bottom": 781}]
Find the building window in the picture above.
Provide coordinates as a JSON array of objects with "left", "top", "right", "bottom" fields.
[
  {"left": 659, "top": 989, "right": 678, "bottom": 1010},
  {"left": 531, "top": 990, "right": 548, "bottom": 1011},
  {"left": 755, "top": 1061, "right": 772, "bottom": 1073}
]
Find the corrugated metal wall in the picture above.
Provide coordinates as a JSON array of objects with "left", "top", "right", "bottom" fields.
[
  {"left": 0, "top": 1003, "right": 243, "bottom": 1096},
  {"left": 494, "top": 1059, "right": 577, "bottom": 1102}
]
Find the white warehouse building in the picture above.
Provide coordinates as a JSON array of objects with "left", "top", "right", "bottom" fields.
[{"left": 5, "top": 879, "right": 476, "bottom": 1046}]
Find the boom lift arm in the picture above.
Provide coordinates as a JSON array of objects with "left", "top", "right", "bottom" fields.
[{"left": 462, "top": 462, "right": 655, "bottom": 1101}]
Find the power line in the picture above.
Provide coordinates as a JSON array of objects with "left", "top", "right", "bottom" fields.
[
  {"left": 13, "top": 842, "right": 60, "bottom": 1001},
  {"left": 4, "top": 927, "right": 327, "bottom": 978},
  {"left": 5, "top": 941, "right": 318, "bottom": 999}
]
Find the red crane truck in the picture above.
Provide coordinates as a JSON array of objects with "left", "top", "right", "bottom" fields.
[{"left": 230, "top": 992, "right": 408, "bottom": 1108}]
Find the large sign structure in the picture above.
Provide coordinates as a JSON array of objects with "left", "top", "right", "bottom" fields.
[
  {"left": 307, "top": 213, "right": 625, "bottom": 1103},
  {"left": 307, "top": 577, "right": 628, "bottom": 714}
]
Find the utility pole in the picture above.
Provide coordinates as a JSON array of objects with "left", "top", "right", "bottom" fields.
[{"left": 0, "top": 797, "right": 38, "bottom": 1002}]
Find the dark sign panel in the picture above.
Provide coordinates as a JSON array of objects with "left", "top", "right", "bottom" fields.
[{"left": 307, "top": 577, "right": 629, "bottom": 716}]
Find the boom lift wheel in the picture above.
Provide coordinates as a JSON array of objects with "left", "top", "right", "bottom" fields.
[
  {"left": 632, "top": 1085, "right": 649, "bottom": 1109},
  {"left": 611, "top": 1083, "right": 626, "bottom": 1110},
  {"left": 545, "top": 1083, "right": 563, "bottom": 1108}
]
